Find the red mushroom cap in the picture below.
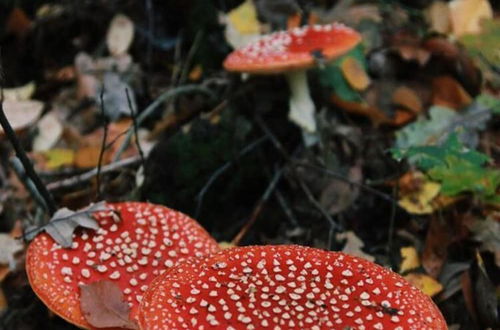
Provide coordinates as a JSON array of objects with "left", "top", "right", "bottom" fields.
[
  {"left": 223, "top": 23, "right": 361, "bottom": 74},
  {"left": 26, "top": 202, "right": 219, "bottom": 328},
  {"left": 139, "top": 245, "right": 446, "bottom": 330}
]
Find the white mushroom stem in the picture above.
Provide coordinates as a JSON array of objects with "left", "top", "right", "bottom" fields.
[{"left": 285, "top": 70, "right": 317, "bottom": 133}]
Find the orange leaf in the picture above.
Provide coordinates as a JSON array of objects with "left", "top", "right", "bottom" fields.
[
  {"left": 392, "top": 86, "right": 423, "bottom": 114},
  {"left": 432, "top": 76, "right": 472, "bottom": 109},
  {"left": 341, "top": 57, "right": 371, "bottom": 91}
]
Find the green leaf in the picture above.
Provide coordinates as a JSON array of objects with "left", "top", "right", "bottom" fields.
[{"left": 476, "top": 94, "right": 500, "bottom": 114}]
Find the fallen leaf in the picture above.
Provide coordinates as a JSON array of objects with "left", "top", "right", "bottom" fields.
[
  {"left": 24, "top": 202, "right": 110, "bottom": 248},
  {"left": 341, "top": 57, "right": 371, "bottom": 91},
  {"left": 468, "top": 217, "right": 500, "bottom": 267},
  {"left": 2, "top": 81, "right": 36, "bottom": 101},
  {"left": 422, "top": 216, "right": 452, "bottom": 278},
  {"left": 6, "top": 7, "right": 32, "bottom": 38},
  {"left": 0, "top": 100, "right": 43, "bottom": 134},
  {"left": 432, "top": 76, "right": 472, "bottom": 110},
  {"left": 404, "top": 273, "right": 443, "bottom": 297},
  {"left": 74, "top": 52, "right": 99, "bottom": 100},
  {"left": 400, "top": 246, "right": 421, "bottom": 273},
  {"left": 40, "top": 149, "right": 75, "bottom": 170},
  {"left": 80, "top": 280, "right": 138, "bottom": 329},
  {"left": 106, "top": 14, "right": 135, "bottom": 57},
  {"left": 398, "top": 176, "right": 441, "bottom": 214},
  {"left": 33, "top": 112, "right": 64, "bottom": 151},
  {"left": 330, "top": 94, "right": 390, "bottom": 126},
  {"left": 426, "top": 1, "right": 451, "bottom": 34},
  {"left": 224, "top": 0, "right": 262, "bottom": 49},
  {"left": 0, "top": 234, "right": 23, "bottom": 267},
  {"left": 218, "top": 241, "right": 235, "bottom": 249},
  {"left": 0, "top": 288, "right": 6, "bottom": 312},
  {"left": 336, "top": 231, "right": 375, "bottom": 262},
  {"left": 392, "top": 86, "right": 422, "bottom": 114},
  {"left": 449, "top": 0, "right": 493, "bottom": 36},
  {"left": 74, "top": 146, "right": 105, "bottom": 169},
  {"left": 320, "top": 165, "right": 362, "bottom": 215}
]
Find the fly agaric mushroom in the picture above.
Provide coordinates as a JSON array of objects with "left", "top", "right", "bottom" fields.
[
  {"left": 26, "top": 202, "right": 219, "bottom": 328},
  {"left": 139, "top": 245, "right": 446, "bottom": 329},
  {"left": 224, "top": 23, "right": 361, "bottom": 135}
]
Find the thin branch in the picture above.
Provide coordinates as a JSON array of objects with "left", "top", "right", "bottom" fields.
[
  {"left": 113, "top": 84, "right": 215, "bottom": 161},
  {"left": 254, "top": 115, "right": 339, "bottom": 238},
  {"left": 47, "top": 155, "right": 141, "bottom": 191},
  {"left": 95, "top": 88, "right": 110, "bottom": 200},
  {"left": 195, "top": 136, "right": 268, "bottom": 217},
  {"left": 125, "top": 88, "right": 145, "bottom": 167},
  {"left": 231, "top": 167, "right": 284, "bottom": 246},
  {"left": 9, "top": 157, "right": 47, "bottom": 210},
  {"left": 178, "top": 31, "right": 203, "bottom": 85},
  {"left": 0, "top": 64, "right": 57, "bottom": 215}
]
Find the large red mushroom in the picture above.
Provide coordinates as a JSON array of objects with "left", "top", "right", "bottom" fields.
[
  {"left": 224, "top": 23, "right": 361, "bottom": 136},
  {"left": 139, "top": 245, "right": 447, "bottom": 329},
  {"left": 26, "top": 202, "right": 220, "bottom": 328}
]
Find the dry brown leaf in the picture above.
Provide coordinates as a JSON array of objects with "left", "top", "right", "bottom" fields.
[
  {"left": 106, "top": 14, "right": 134, "bottom": 57},
  {"left": 80, "top": 280, "right": 138, "bottom": 329},
  {"left": 432, "top": 76, "right": 472, "bottom": 110},
  {"left": 392, "top": 86, "right": 423, "bottom": 114},
  {"left": 330, "top": 94, "right": 390, "bottom": 126},
  {"left": 449, "top": 0, "right": 493, "bottom": 37},
  {"left": 396, "top": 45, "right": 431, "bottom": 66},
  {"left": 341, "top": 57, "right": 371, "bottom": 91},
  {"left": 426, "top": 1, "right": 451, "bottom": 34},
  {"left": 0, "top": 100, "right": 43, "bottom": 135},
  {"left": 6, "top": 8, "right": 32, "bottom": 38},
  {"left": 422, "top": 216, "right": 452, "bottom": 278},
  {"left": 74, "top": 146, "right": 107, "bottom": 169},
  {"left": 0, "top": 288, "right": 7, "bottom": 313},
  {"left": 319, "top": 165, "right": 362, "bottom": 215},
  {"left": 336, "top": 231, "right": 375, "bottom": 262}
]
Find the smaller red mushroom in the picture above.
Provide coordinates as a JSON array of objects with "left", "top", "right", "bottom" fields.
[
  {"left": 224, "top": 23, "right": 361, "bottom": 136},
  {"left": 139, "top": 245, "right": 447, "bottom": 329},
  {"left": 26, "top": 202, "right": 219, "bottom": 329}
]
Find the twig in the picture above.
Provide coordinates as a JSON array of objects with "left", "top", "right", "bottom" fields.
[
  {"left": 47, "top": 155, "right": 141, "bottom": 191},
  {"left": 231, "top": 167, "right": 284, "bottom": 246},
  {"left": 9, "top": 157, "right": 47, "bottom": 210},
  {"left": 0, "top": 66, "right": 57, "bottom": 215},
  {"left": 254, "top": 115, "right": 339, "bottom": 239},
  {"left": 386, "top": 186, "right": 398, "bottom": 256},
  {"left": 195, "top": 136, "right": 269, "bottom": 217},
  {"left": 113, "top": 84, "right": 215, "bottom": 161},
  {"left": 178, "top": 31, "right": 203, "bottom": 85},
  {"left": 96, "top": 89, "right": 110, "bottom": 200},
  {"left": 125, "top": 88, "right": 146, "bottom": 167}
]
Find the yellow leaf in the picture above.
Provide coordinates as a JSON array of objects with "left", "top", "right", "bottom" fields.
[
  {"left": 341, "top": 57, "right": 370, "bottom": 91},
  {"left": 3, "top": 81, "right": 36, "bottom": 101},
  {"left": 398, "top": 180, "right": 441, "bottom": 214},
  {"left": 426, "top": 1, "right": 451, "bottom": 34},
  {"left": 225, "top": 0, "right": 261, "bottom": 49},
  {"left": 400, "top": 246, "right": 421, "bottom": 273},
  {"left": 42, "top": 149, "right": 75, "bottom": 170},
  {"left": 449, "top": 0, "right": 493, "bottom": 36},
  {"left": 218, "top": 241, "right": 235, "bottom": 249},
  {"left": 227, "top": 0, "right": 260, "bottom": 34},
  {"left": 404, "top": 273, "right": 443, "bottom": 297}
]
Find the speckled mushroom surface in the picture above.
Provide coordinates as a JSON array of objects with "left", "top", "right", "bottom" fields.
[
  {"left": 223, "top": 23, "right": 361, "bottom": 74},
  {"left": 139, "top": 245, "right": 447, "bottom": 330},
  {"left": 26, "top": 202, "right": 220, "bottom": 329}
]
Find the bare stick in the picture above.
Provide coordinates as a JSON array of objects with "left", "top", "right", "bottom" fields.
[
  {"left": 95, "top": 89, "right": 109, "bottom": 200},
  {"left": 0, "top": 68, "right": 57, "bottom": 215},
  {"left": 47, "top": 155, "right": 141, "bottom": 191},
  {"left": 254, "top": 115, "right": 339, "bottom": 241},
  {"left": 195, "top": 136, "right": 269, "bottom": 217},
  {"left": 178, "top": 31, "right": 203, "bottom": 85},
  {"left": 231, "top": 167, "right": 284, "bottom": 246},
  {"left": 113, "top": 84, "right": 215, "bottom": 161}
]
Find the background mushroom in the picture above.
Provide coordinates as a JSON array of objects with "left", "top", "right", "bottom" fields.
[
  {"left": 224, "top": 23, "right": 361, "bottom": 139},
  {"left": 25, "top": 201, "right": 220, "bottom": 328},
  {"left": 139, "top": 245, "right": 447, "bottom": 329}
]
